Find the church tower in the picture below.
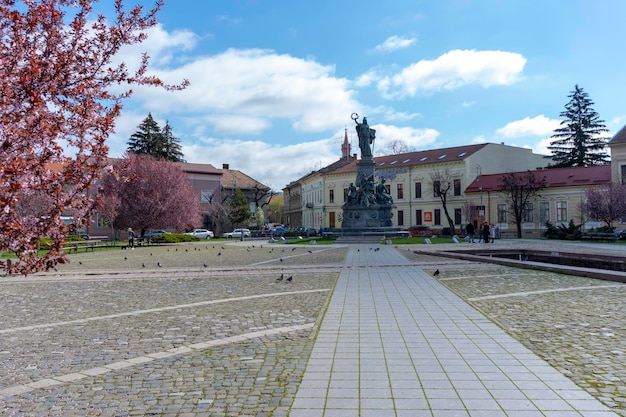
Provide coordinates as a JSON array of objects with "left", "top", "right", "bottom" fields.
[{"left": 341, "top": 127, "right": 351, "bottom": 160}]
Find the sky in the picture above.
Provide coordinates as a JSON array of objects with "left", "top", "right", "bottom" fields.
[{"left": 102, "top": 0, "right": 626, "bottom": 189}]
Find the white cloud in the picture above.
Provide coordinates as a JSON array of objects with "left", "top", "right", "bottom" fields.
[
  {"left": 183, "top": 137, "right": 340, "bottom": 189},
  {"left": 373, "top": 35, "right": 417, "bottom": 53},
  {"left": 495, "top": 115, "right": 560, "bottom": 138},
  {"left": 115, "top": 24, "right": 199, "bottom": 69},
  {"left": 372, "top": 124, "right": 439, "bottom": 151},
  {"left": 129, "top": 48, "right": 360, "bottom": 134},
  {"left": 471, "top": 135, "right": 488, "bottom": 144},
  {"left": 379, "top": 49, "right": 526, "bottom": 99}
]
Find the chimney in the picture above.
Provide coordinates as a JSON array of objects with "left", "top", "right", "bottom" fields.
[{"left": 222, "top": 163, "right": 229, "bottom": 170}]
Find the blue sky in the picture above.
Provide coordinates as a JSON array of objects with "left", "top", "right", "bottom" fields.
[{"left": 105, "top": 0, "right": 626, "bottom": 188}]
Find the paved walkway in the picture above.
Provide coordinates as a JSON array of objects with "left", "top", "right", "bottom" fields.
[{"left": 290, "top": 245, "right": 618, "bottom": 417}]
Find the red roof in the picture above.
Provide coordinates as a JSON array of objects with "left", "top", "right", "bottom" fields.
[
  {"left": 326, "top": 143, "right": 488, "bottom": 175},
  {"left": 465, "top": 165, "right": 611, "bottom": 193}
]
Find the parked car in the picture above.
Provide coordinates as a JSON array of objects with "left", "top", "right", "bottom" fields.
[
  {"left": 221, "top": 228, "right": 251, "bottom": 238},
  {"left": 185, "top": 228, "right": 214, "bottom": 239},
  {"left": 614, "top": 230, "right": 626, "bottom": 240},
  {"left": 144, "top": 230, "right": 169, "bottom": 239}
]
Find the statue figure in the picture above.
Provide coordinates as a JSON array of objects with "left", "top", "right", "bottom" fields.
[
  {"left": 376, "top": 178, "right": 393, "bottom": 205},
  {"left": 353, "top": 114, "right": 375, "bottom": 159},
  {"left": 360, "top": 176, "right": 376, "bottom": 207},
  {"left": 347, "top": 182, "right": 358, "bottom": 205}
]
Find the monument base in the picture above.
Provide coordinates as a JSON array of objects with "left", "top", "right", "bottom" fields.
[{"left": 341, "top": 204, "right": 393, "bottom": 228}]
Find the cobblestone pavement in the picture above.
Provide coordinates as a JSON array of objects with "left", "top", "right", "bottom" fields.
[
  {"left": 1, "top": 242, "right": 346, "bottom": 417},
  {"left": 404, "top": 240, "right": 626, "bottom": 416},
  {"left": 1, "top": 239, "right": 625, "bottom": 416}
]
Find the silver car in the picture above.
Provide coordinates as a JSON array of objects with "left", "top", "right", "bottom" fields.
[
  {"left": 185, "top": 229, "right": 214, "bottom": 239},
  {"left": 221, "top": 228, "right": 251, "bottom": 238}
]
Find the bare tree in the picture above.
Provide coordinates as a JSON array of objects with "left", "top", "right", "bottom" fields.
[
  {"left": 380, "top": 139, "right": 413, "bottom": 156},
  {"left": 430, "top": 168, "right": 456, "bottom": 234},
  {"left": 499, "top": 171, "right": 547, "bottom": 238}
]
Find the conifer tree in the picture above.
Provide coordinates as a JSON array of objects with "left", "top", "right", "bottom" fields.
[
  {"left": 127, "top": 114, "right": 186, "bottom": 162},
  {"left": 547, "top": 85, "right": 610, "bottom": 167},
  {"left": 127, "top": 113, "right": 162, "bottom": 156}
]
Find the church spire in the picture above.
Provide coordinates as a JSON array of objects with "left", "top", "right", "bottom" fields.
[{"left": 341, "top": 127, "right": 351, "bottom": 160}]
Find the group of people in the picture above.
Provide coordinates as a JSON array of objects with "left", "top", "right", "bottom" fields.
[{"left": 465, "top": 221, "right": 495, "bottom": 243}]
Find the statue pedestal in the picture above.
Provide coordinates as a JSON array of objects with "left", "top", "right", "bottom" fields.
[{"left": 341, "top": 204, "right": 393, "bottom": 228}]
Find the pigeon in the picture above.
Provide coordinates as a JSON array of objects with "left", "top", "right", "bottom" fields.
[
  {"left": 433, "top": 269, "right": 440, "bottom": 276},
  {"left": 124, "top": 256, "right": 127, "bottom": 260},
  {"left": 291, "top": 247, "right": 296, "bottom": 251},
  {"left": 280, "top": 258, "right": 283, "bottom": 262},
  {"left": 203, "top": 263, "right": 207, "bottom": 268},
  {"left": 78, "top": 261, "right": 82, "bottom": 265},
  {"left": 217, "top": 252, "right": 221, "bottom": 256},
  {"left": 286, "top": 276, "right": 293, "bottom": 282},
  {"left": 157, "top": 262, "right": 162, "bottom": 267},
  {"left": 276, "top": 273, "right": 284, "bottom": 282}
]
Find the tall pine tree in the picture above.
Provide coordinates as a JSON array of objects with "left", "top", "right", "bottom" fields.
[
  {"left": 127, "top": 114, "right": 186, "bottom": 162},
  {"left": 547, "top": 85, "right": 610, "bottom": 167}
]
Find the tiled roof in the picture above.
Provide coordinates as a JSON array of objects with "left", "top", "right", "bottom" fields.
[
  {"left": 465, "top": 165, "right": 611, "bottom": 193},
  {"left": 176, "top": 162, "right": 222, "bottom": 175},
  {"left": 609, "top": 124, "right": 626, "bottom": 145},
  {"left": 220, "top": 168, "right": 269, "bottom": 189},
  {"left": 326, "top": 143, "right": 488, "bottom": 175}
]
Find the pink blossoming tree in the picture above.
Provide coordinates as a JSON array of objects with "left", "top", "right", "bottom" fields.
[{"left": 0, "top": 0, "right": 187, "bottom": 275}]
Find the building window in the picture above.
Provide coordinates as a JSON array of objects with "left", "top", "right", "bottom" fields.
[
  {"left": 97, "top": 214, "right": 109, "bottom": 228},
  {"left": 397, "top": 210, "right": 404, "bottom": 226},
  {"left": 556, "top": 200, "right": 567, "bottom": 222},
  {"left": 497, "top": 204, "right": 507, "bottom": 223},
  {"left": 415, "top": 182, "right": 422, "bottom": 198},
  {"left": 201, "top": 190, "right": 214, "bottom": 203},
  {"left": 415, "top": 210, "right": 423, "bottom": 225},
  {"left": 397, "top": 183, "right": 404, "bottom": 200},
  {"left": 539, "top": 201, "right": 550, "bottom": 224},
  {"left": 454, "top": 208, "right": 462, "bottom": 225},
  {"left": 329, "top": 189, "right": 334, "bottom": 203},
  {"left": 453, "top": 179, "right": 461, "bottom": 196},
  {"left": 433, "top": 180, "right": 441, "bottom": 197},
  {"left": 343, "top": 188, "right": 348, "bottom": 202},
  {"left": 434, "top": 209, "right": 441, "bottom": 225},
  {"left": 622, "top": 165, "right": 626, "bottom": 185},
  {"left": 522, "top": 203, "right": 534, "bottom": 223}
]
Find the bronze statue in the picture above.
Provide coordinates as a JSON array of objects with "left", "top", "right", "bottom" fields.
[{"left": 352, "top": 113, "right": 375, "bottom": 159}]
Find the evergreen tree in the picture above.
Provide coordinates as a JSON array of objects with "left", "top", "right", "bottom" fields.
[
  {"left": 159, "top": 121, "right": 185, "bottom": 162},
  {"left": 127, "top": 113, "right": 161, "bottom": 156},
  {"left": 127, "top": 114, "right": 186, "bottom": 162},
  {"left": 547, "top": 85, "right": 610, "bottom": 167}
]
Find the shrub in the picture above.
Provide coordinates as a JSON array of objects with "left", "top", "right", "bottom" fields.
[
  {"left": 152, "top": 233, "right": 201, "bottom": 243},
  {"left": 543, "top": 220, "right": 582, "bottom": 240}
]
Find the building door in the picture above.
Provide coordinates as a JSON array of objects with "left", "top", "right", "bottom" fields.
[{"left": 329, "top": 212, "right": 335, "bottom": 228}]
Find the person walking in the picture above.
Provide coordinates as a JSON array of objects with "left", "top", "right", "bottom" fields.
[
  {"left": 483, "top": 223, "right": 490, "bottom": 244},
  {"left": 128, "top": 227, "right": 135, "bottom": 249},
  {"left": 465, "top": 222, "right": 475, "bottom": 243},
  {"left": 489, "top": 223, "right": 496, "bottom": 243}
]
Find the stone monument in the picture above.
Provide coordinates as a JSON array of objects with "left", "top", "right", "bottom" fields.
[{"left": 339, "top": 114, "right": 399, "bottom": 234}]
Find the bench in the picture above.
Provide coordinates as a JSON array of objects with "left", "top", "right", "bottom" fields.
[{"left": 62, "top": 239, "right": 110, "bottom": 253}]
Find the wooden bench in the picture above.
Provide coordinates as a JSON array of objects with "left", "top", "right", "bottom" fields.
[{"left": 62, "top": 239, "right": 110, "bottom": 253}]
